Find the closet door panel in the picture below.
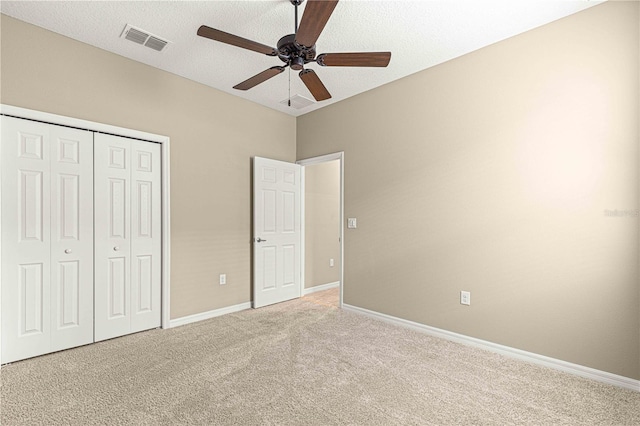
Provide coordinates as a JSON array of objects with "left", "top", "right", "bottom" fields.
[
  {"left": 1, "top": 117, "right": 52, "bottom": 363},
  {"left": 130, "top": 141, "right": 161, "bottom": 333},
  {"left": 94, "top": 133, "right": 132, "bottom": 342},
  {"left": 50, "top": 126, "right": 94, "bottom": 351}
]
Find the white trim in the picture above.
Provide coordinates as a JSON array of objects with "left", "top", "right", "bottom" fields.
[
  {"left": 1, "top": 105, "right": 167, "bottom": 143},
  {"left": 297, "top": 152, "right": 343, "bottom": 166},
  {"left": 160, "top": 133, "right": 171, "bottom": 329},
  {"left": 339, "top": 155, "right": 344, "bottom": 308},
  {"left": 0, "top": 115, "right": 3, "bottom": 366},
  {"left": 297, "top": 152, "right": 344, "bottom": 308},
  {"left": 170, "top": 302, "right": 251, "bottom": 328},
  {"left": 300, "top": 166, "right": 306, "bottom": 294},
  {"left": 0, "top": 104, "right": 172, "bottom": 334},
  {"left": 303, "top": 281, "right": 340, "bottom": 295},
  {"left": 343, "top": 303, "right": 640, "bottom": 392}
]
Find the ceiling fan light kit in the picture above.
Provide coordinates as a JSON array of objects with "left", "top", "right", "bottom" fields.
[{"left": 197, "top": 0, "right": 391, "bottom": 104}]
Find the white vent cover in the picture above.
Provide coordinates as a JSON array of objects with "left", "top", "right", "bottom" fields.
[
  {"left": 121, "top": 24, "right": 170, "bottom": 52},
  {"left": 280, "top": 95, "right": 315, "bottom": 110}
]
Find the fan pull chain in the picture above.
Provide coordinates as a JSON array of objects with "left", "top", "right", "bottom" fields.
[{"left": 288, "top": 68, "right": 291, "bottom": 107}]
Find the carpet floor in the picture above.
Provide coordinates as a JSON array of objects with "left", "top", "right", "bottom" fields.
[{"left": 1, "top": 289, "right": 638, "bottom": 425}]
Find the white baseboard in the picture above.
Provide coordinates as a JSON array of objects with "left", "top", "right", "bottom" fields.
[
  {"left": 342, "top": 304, "right": 639, "bottom": 392},
  {"left": 303, "top": 281, "right": 340, "bottom": 295},
  {"left": 169, "top": 302, "right": 251, "bottom": 328},
  {"left": 169, "top": 283, "right": 340, "bottom": 328}
]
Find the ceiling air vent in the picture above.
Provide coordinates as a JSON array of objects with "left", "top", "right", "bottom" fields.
[
  {"left": 280, "top": 95, "right": 315, "bottom": 110},
  {"left": 121, "top": 24, "right": 170, "bottom": 52}
]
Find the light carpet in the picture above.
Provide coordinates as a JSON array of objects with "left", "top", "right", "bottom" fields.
[{"left": 1, "top": 290, "right": 638, "bottom": 425}]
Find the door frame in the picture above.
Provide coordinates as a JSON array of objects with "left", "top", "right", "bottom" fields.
[
  {"left": 0, "top": 104, "right": 172, "bottom": 364},
  {"left": 297, "top": 152, "right": 344, "bottom": 308}
]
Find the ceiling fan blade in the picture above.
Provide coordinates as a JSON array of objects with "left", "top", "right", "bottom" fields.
[
  {"left": 197, "top": 25, "right": 277, "bottom": 56},
  {"left": 295, "top": 0, "right": 339, "bottom": 48},
  {"left": 299, "top": 69, "right": 331, "bottom": 101},
  {"left": 233, "top": 66, "right": 286, "bottom": 91},
  {"left": 317, "top": 52, "right": 391, "bottom": 67}
]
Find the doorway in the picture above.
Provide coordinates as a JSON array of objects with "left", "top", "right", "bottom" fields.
[{"left": 298, "top": 152, "right": 344, "bottom": 308}]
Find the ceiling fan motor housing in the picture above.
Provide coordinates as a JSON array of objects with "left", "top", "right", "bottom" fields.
[{"left": 277, "top": 34, "right": 316, "bottom": 70}]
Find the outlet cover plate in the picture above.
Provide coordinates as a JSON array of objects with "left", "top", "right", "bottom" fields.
[{"left": 460, "top": 291, "right": 471, "bottom": 305}]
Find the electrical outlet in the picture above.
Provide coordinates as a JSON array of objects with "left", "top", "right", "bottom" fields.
[
  {"left": 219, "top": 274, "right": 226, "bottom": 285},
  {"left": 347, "top": 218, "right": 357, "bottom": 229},
  {"left": 460, "top": 291, "right": 470, "bottom": 306},
  {"left": 330, "top": 258, "right": 334, "bottom": 267}
]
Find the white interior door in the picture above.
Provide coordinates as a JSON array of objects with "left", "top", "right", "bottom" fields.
[
  {"left": 1, "top": 116, "right": 93, "bottom": 363},
  {"left": 94, "top": 133, "right": 161, "bottom": 341},
  {"left": 253, "top": 157, "right": 301, "bottom": 308},
  {"left": 94, "top": 134, "right": 131, "bottom": 341},
  {"left": 49, "top": 125, "right": 94, "bottom": 352},
  {"left": 130, "top": 140, "right": 161, "bottom": 333},
  {"left": 1, "top": 117, "right": 52, "bottom": 363}
]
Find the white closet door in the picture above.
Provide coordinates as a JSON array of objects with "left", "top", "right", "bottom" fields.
[
  {"left": 49, "top": 125, "right": 94, "bottom": 352},
  {"left": 94, "top": 134, "right": 132, "bottom": 341},
  {"left": 1, "top": 116, "right": 93, "bottom": 363},
  {"left": 130, "top": 140, "right": 161, "bottom": 333},
  {"left": 94, "top": 134, "right": 161, "bottom": 341},
  {"left": 1, "top": 117, "right": 52, "bottom": 363}
]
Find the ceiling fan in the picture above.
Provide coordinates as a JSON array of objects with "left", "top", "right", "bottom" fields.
[{"left": 197, "top": 0, "right": 391, "bottom": 102}]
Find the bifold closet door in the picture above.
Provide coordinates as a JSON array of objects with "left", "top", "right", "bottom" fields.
[
  {"left": 94, "top": 133, "right": 161, "bottom": 342},
  {"left": 1, "top": 116, "right": 94, "bottom": 364}
]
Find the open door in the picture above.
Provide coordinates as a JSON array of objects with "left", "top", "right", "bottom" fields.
[{"left": 253, "top": 157, "right": 302, "bottom": 308}]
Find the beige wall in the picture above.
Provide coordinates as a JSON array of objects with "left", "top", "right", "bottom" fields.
[
  {"left": 305, "top": 160, "right": 341, "bottom": 288},
  {"left": 297, "top": 2, "right": 639, "bottom": 379},
  {"left": 0, "top": 15, "right": 297, "bottom": 319}
]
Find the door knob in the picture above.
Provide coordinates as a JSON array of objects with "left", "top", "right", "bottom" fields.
[
  {"left": 113, "top": 246, "right": 120, "bottom": 251},
  {"left": 64, "top": 249, "right": 72, "bottom": 254},
  {"left": 256, "top": 238, "right": 267, "bottom": 243}
]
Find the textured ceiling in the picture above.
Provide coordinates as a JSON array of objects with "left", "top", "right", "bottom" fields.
[{"left": 1, "top": 0, "right": 602, "bottom": 117}]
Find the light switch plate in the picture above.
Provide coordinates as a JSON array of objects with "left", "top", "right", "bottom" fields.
[{"left": 347, "top": 218, "right": 357, "bottom": 229}]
